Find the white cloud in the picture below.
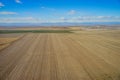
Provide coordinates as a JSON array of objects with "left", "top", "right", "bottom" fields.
[
  {"left": 0, "top": 11, "right": 17, "bottom": 15},
  {"left": 15, "top": 0, "right": 22, "bottom": 4},
  {"left": 60, "top": 17, "right": 65, "bottom": 20},
  {"left": 96, "top": 16, "right": 115, "bottom": 19},
  {"left": 0, "top": 2, "right": 5, "bottom": 8},
  {"left": 59, "top": 17, "right": 68, "bottom": 22},
  {"left": 41, "top": 6, "right": 55, "bottom": 11},
  {"left": 68, "top": 10, "right": 76, "bottom": 15},
  {"left": 0, "top": 16, "right": 120, "bottom": 23},
  {"left": 96, "top": 16, "right": 106, "bottom": 19},
  {"left": 57, "top": 16, "right": 120, "bottom": 23},
  {"left": 75, "top": 16, "right": 120, "bottom": 20},
  {"left": 0, "top": 17, "right": 41, "bottom": 23}
]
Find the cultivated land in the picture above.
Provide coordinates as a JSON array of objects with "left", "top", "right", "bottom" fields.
[
  {"left": 0, "top": 34, "right": 23, "bottom": 50},
  {"left": 0, "top": 27, "right": 120, "bottom": 80}
]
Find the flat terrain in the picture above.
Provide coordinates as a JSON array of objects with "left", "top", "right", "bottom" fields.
[
  {"left": 0, "top": 34, "right": 23, "bottom": 50},
  {"left": 0, "top": 30, "right": 120, "bottom": 80}
]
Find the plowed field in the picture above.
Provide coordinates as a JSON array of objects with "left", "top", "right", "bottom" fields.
[{"left": 0, "top": 30, "right": 120, "bottom": 80}]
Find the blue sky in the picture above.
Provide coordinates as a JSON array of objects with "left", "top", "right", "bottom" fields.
[{"left": 0, "top": 0, "right": 120, "bottom": 23}]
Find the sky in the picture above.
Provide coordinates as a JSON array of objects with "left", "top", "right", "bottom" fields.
[{"left": 0, "top": 0, "right": 120, "bottom": 23}]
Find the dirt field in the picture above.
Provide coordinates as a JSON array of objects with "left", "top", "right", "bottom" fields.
[
  {"left": 0, "top": 30, "right": 120, "bottom": 80},
  {"left": 0, "top": 34, "right": 23, "bottom": 50}
]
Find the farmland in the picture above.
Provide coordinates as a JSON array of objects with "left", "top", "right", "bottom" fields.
[
  {"left": 0, "top": 28, "right": 120, "bottom": 80},
  {"left": 0, "top": 34, "right": 23, "bottom": 50}
]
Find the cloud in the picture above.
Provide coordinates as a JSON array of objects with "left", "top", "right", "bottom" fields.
[
  {"left": 74, "top": 16, "right": 120, "bottom": 20},
  {"left": 0, "top": 16, "right": 120, "bottom": 23},
  {"left": 99, "top": 16, "right": 120, "bottom": 19},
  {"left": 68, "top": 10, "right": 76, "bottom": 15},
  {"left": 15, "top": 0, "right": 22, "bottom": 4},
  {"left": 57, "top": 16, "right": 120, "bottom": 23},
  {"left": 60, "top": 17, "right": 65, "bottom": 20},
  {"left": 41, "top": 6, "right": 55, "bottom": 11},
  {"left": 0, "top": 17, "right": 41, "bottom": 23},
  {"left": 59, "top": 17, "right": 68, "bottom": 21},
  {"left": 96, "top": 16, "right": 115, "bottom": 19},
  {"left": 0, "top": 11, "right": 17, "bottom": 15},
  {"left": 0, "top": 2, "right": 5, "bottom": 8}
]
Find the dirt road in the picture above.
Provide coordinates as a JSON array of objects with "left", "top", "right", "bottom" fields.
[{"left": 0, "top": 32, "right": 120, "bottom": 80}]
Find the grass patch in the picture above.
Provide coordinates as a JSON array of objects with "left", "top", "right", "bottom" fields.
[{"left": 0, "top": 30, "right": 73, "bottom": 34}]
